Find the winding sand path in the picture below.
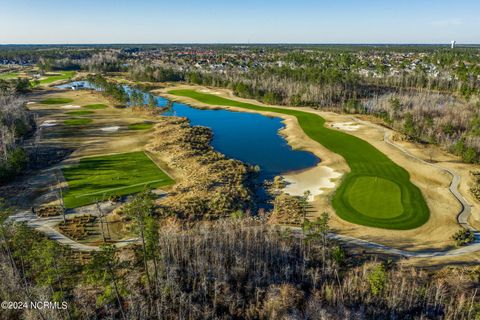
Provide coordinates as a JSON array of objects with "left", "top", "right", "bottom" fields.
[
  {"left": 353, "top": 117, "right": 478, "bottom": 235},
  {"left": 385, "top": 133, "right": 474, "bottom": 229},
  {"left": 326, "top": 231, "right": 480, "bottom": 258},
  {"left": 326, "top": 117, "right": 480, "bottom": 257}
]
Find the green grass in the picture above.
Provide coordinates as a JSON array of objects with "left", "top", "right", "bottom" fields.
[
  {"left": 62, "top": 151, "right": 174, "bottom": 208},
  {"left": 0, "top": 72, "right": 19, "bottom": 80},
  {"left": 40, "top": 98, "right": 74, "bottom": 105},
  {"left": 128, "top": 122, "right": 155, "bottom": 130},
  {"left": 169, "top": 89, "right": 430, "bottom": 230},
  {"left": 63, "top": 118, "right": 93, "bottom": 126},
  {"left": 37, "top": 71, "right": 75, "bottom": 85},
  {"left": 65, "top": 110, "right": 94, "bottom": 116},
  {"left": 345, "top": 176, "right": 403, "bottom": 219},
  {"left": 82, "top": 104, "right": 109, "bottom": 110}
]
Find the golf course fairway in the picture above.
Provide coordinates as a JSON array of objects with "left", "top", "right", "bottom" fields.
[
  {"left": 169, "top": 89, "right": 430, "bottom": 230},
  {"left": 62, "top": 152, "right": 174, "bottom": 208}
]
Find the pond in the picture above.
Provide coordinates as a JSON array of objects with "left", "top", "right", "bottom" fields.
[{"left": 57, "top": 81, "right": 319, "bottom": 181}]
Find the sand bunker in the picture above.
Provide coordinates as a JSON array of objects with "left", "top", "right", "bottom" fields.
[
  {"left": 331, "top": 122, "right": 361, "bottom": 131},
  {"left": 61, "top": 105, "right": 81, "bottom": 109},
  {"left": 283, "top": 165, "right": 342, "bottom": 201},
  {"left": 40, "top": 120, "right": 57, "bottom": 127},
  {"left": 200, "top": 89, "right": 222, "bottom": 95},
  {"left": 100, "top": 126, "right": 120, "bottom": 132},
  {"left": 26, "top": 102, "right": 35, "bottom": 105}
]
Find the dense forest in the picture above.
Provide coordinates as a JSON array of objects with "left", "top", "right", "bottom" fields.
[
  {"left": 1, "top": 198, "right": 479, "bottom": 319},
  {"left": 4, "top": 44, "right": 479, "bottom": 162},
  {"left": 364, "top": 92, "right": 480, "bottom": 162},
  {"left": 0, "top": 89, "right": 35, "bottom": 183}
]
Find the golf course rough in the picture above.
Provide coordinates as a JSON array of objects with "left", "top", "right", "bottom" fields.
[
  {"left": 62, "top": 151, "right": 174, "bottom": 208},
  {"left": 63, "top": 118, "right": 93, "bottom": 126},
  {"left": 40, "top": 97, "right": 74, "bottom": 105},
  {"left": 169, "top": 89, "right": 430, "bottom": 230},
  {"left": 37, "top": 71, "right": 76, "bottom": 85}
]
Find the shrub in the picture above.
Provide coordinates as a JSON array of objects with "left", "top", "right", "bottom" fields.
[
  {"left": 368, "top": 264, "right": 388, "bottom": 296},
  {"left": 452, "top": 228, "right": 475, "bottom": 246},
  {"left": 0, "top": 148, "right": 28, "bottom": 183},
  {"left": 463, "top": 148, "right": 478, "bottom": 163},
  {"left": 331, "top": 245, "right": 346, "bottom": 266}
]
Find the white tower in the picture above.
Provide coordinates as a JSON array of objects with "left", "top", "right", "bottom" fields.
[{"left": 451, "top": 40, "right": 456, "bottom": 49}]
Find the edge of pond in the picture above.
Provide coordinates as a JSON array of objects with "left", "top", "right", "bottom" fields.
[{"left": 157, "top": 88, "right": 349, "bottom": 202}]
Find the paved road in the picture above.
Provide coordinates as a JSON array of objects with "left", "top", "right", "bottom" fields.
[
  {"left": 283, "top": 226, "right": 480, "bottom": 258},
  {"left": 351, "top": 118, "right": 480, "bottom": 251},
  {"left": 384, "top": 132, "right": 476, "bottom": 232},
  {"left": 388, "top": 133, "right": 472, "bottom": 224},
  {"left": 327, "top": 232, "right": 480, "bottom": 258},
  {"left": 353, "top": 117, "right": 477, "bottom": 231}
]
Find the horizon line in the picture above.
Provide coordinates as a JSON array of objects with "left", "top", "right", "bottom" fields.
[{"left": 1, "top": 42, "right": 480, "bottom": 46}]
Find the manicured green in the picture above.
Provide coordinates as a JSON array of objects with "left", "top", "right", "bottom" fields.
[
  {"left": 62, "top": 151, "right": 174, "bottom": 208},
  {"left": 169, "top": 89, "right": 430, "bottom": 230},
  {"left": 65, "top": 110, "right": 94, "bottom": 116},
  {"left": 128, "top": 122, "right": 155, "bottom": 130},
  {"left": 38, "top": 71, "right": 75, "bottom": 85},
  {"left": 40, "top": 97, "right": 74, "bottom": 105},
  {"left": 82, "top": 104, "right": 109, "bottom": 110},
  {"left": 345, "top": 176, "right": 403, "bottom": 219},
  {"left": 63, "top": 118, "right": 93, "bottom": 126}
]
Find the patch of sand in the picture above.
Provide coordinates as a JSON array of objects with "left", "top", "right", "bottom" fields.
[
  {"left": 40, "top": 120, "right": 57, "bottom": 127},
  {"left": 61, "top": 105, "right": 81, "bottom": 109},
  {"left": 100, "top": 126, "right": 120, "bottom": 132},
  {"left": 283, "top": 165, "right": 342, "bottom": 201},
  {"left": 331, "top": 122, "right": 361, "bottom": 131},
  {"left": 200, "top": 89, "right": 222, "bottom": 95},
  {"left": 27, "top": 102, "right": 35, "bottom": 105}
]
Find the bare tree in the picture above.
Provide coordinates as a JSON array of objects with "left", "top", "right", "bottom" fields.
[
  {"left": 53, "top": 172, "right": 66, "bottom": 223},
  {"left": 96, "top": 197, "right": 111, "bottom": 243},
  {"left": 33, "top": 114, "right": 43, "bottom": 163}
]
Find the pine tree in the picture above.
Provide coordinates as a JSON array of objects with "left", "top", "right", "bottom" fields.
[{"left": 85, "top": 244, "right": 126, "bottom": 319}]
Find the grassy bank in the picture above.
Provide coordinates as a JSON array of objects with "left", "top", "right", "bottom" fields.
[
  {"left": 82, "top": 103, "right": 109, "bottom": 109},
  {"left": 128, "top": 122, "right": 154, "bottom": 130},
  {"left": 65, "top": 110, "right": 94, "bottom": 116},
  {"left": 0, "top": 72, "right": 19, "bottom": 80},
  {"left": 33, "top": 71, "right": 76, "bottom": 86},
  {"left": 63, "top": 118, "right": 93, "bottom": 126},
  {"left": 169, "top": 89, "right": 429, "bottom": 230},
  {"left": 62, "top": 151, "right": 174, "bottom": 208},
  {"left": 40, "top": 97, "right": 74, "bottom": 104}
]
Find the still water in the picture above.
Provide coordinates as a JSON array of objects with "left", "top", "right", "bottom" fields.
[{"left": 57, "top": 81, "right": 319, "bottom": 180}]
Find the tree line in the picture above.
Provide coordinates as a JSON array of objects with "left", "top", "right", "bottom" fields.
[
  {"left": 0, "top": 91, "right": 35, "bottom": 184},
  {"left": 86, "top": 74, "right": 129, "bottom": 105},
  {"left": 363, "top": 92, "right": 480, "bottom": 163}
]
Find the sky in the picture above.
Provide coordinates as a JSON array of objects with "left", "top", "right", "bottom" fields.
[{"left": 0, "top": 0, "right": 479, "bottom": 44}]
